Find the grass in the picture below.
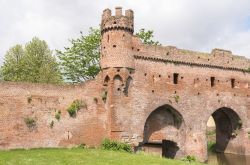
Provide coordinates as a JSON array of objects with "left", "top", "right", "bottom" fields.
[{"left": 0, "top": 148, "right": 204, "bottom": 165}]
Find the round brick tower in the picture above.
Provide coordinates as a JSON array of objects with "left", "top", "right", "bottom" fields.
[
  {"left": 100, "top": 7, "right": 135, "bottom": 136},
  {"left": 100, "top": 7, "right": 135, "bottom": 79}
]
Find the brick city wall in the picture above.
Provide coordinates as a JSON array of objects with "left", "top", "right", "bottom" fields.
[
  {"left": 1, "top": 7, "right": 250, "bottom": 163},
  {"left": 0, "top": 75, "right": 108, "bottom": 149}
]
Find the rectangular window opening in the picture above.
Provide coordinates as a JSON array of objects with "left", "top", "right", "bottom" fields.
[
  {"left": 231, "top": 78, "right": 235, "bottom": 88},
  {"left": 173, "top": 73, "right": 179, "bottom": 84},
  {"left": 211, "top": 77, "right": 215, "bottom": 87}
]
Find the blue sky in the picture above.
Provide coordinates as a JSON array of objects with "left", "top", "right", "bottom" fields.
[
  {"left": 0, "top": 0, "right": 250, "bottom": 64},
  {"left": 244, "top": 16, "right": 250, "bottom": 29}
]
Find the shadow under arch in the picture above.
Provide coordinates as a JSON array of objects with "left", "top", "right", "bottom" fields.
[
  {"left": 207, "top": 107, "right": 242, "bottom": 153},
  {"left": 142, "top": 104, "right": 185, "bottom": 159}
]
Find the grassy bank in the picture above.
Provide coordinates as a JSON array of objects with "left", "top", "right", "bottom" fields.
[{"left": 0, "top": 148, "right": 203, "bottom": 165}]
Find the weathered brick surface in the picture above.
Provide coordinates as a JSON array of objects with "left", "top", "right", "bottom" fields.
[{"left": 1, "top": 7, "right": 250, "bottom": 163}]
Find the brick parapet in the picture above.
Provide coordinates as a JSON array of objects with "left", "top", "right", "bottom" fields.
[{"left": 133, "top": 43, "right": 250, "bottom": 70}]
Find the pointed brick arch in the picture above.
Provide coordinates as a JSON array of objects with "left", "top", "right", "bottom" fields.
[
  {"left": 207, "top": 107, "right": 243, "bottom": 154},
  {"left": 142, "top": 104, "right": 185, "bottom": 159}
]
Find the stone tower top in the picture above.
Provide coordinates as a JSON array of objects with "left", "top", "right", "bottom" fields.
[{"left": 101, "top": 7, "right": 134, "bottom": 35}]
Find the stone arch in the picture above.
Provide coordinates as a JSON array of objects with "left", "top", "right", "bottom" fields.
[
  {"left": 142, "top": 104, "right": 185, "bottom": 159},
  {"left": 206, "top": 107, "right": 243, "bottom": 154}
]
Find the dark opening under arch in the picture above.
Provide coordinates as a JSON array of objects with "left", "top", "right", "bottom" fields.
[
  {"left": 207, "top": 107, "right": 242, "bottom": 153},
  {"left": 142, "top": 104, "right": 184, "bottom": 159}
]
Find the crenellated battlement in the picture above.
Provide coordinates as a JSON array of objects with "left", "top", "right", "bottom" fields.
[{"left": 101, "top": 7, "right": 134, "bottom": 35}]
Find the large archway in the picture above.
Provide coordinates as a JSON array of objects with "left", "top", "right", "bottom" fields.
[
  {"left": 206, "top": 107, "right": 243, "bottom": 154},
  {"left": 142, "top": 104, "right": 185, "bottom": 159}
]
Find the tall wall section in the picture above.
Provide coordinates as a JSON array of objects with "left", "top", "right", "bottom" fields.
[{"left": 0, "top": 75, "right": 108, "bottom": 149}]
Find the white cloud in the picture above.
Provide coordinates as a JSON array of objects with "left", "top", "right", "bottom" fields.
[{"left": 0, "top": 0, "right": 250, "bottom": 64}]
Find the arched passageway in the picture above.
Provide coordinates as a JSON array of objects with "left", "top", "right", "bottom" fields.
[
  {"left": 142, "top": 105, "right": 185, "bottom": 158},
  {"left": 206, "top": 107, "right": 242, "bottom": 154}
]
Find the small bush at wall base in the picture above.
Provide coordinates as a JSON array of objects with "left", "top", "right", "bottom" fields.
[
  {"left": 101, "top": 138, "right": 132, "bottom": 153},
  {"left": 77, "top": 143, "right": 86, "bottom": 149},
  {"left": 67, "top": 100, "right": 86, "bottom": 117},
  {"left": 181, "top": 155, "right": 196, "bottom": 162},
  {"left": 24, "top": 117, "right": 36, "bottom": 129}
]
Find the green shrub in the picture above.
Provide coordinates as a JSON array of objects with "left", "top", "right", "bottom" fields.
[
  {"left": 77, "top": 143, "right": 86, "bottom": 149},
  {"left": 67, "top": 100, "right": 86, "bottom": 117},
  {"left": 55, "top": 110, "right": 61, "bottom": 121},
  {"left": 24, "top": 117, "right": 36, "bottom": 129},
  {"left": 174, "top": 95, "right": 180, "bottom": 103},
  {"left": 68, "top": 108, "right": 76, "bottom": 117},
  {"left": 181, "top": 155, "right": 196, "bottom": 162},
  {"left": 101, "top": 138, "right": 132, "bottom": 153}
]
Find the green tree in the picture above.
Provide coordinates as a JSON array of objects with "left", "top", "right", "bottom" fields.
[
  {"left": 58, "top": 27, "right": 160, "bottom": 83},
  {"left": 57, "top": 28, "right": 100, "bottom": 83},
  {"left": 0, "top": 37, "right": 62, "bottom": 84},
  {"left": 136, "top": 28, "right": 160, "bottom": 45},
  {"left": 0, "top": 44, "right": 25, "bottom": 81}
]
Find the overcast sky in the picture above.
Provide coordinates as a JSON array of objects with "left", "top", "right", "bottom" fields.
[{"left": 1, "top": 0, "right": 250, "bottom": 64}]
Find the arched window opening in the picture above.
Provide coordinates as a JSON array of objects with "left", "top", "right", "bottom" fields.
[
  {"left": 103, "top": 75, "right": 110, "bottom": 86},
  {"left": 113, "top": 75, "right": 123, "bottom": 96}
]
